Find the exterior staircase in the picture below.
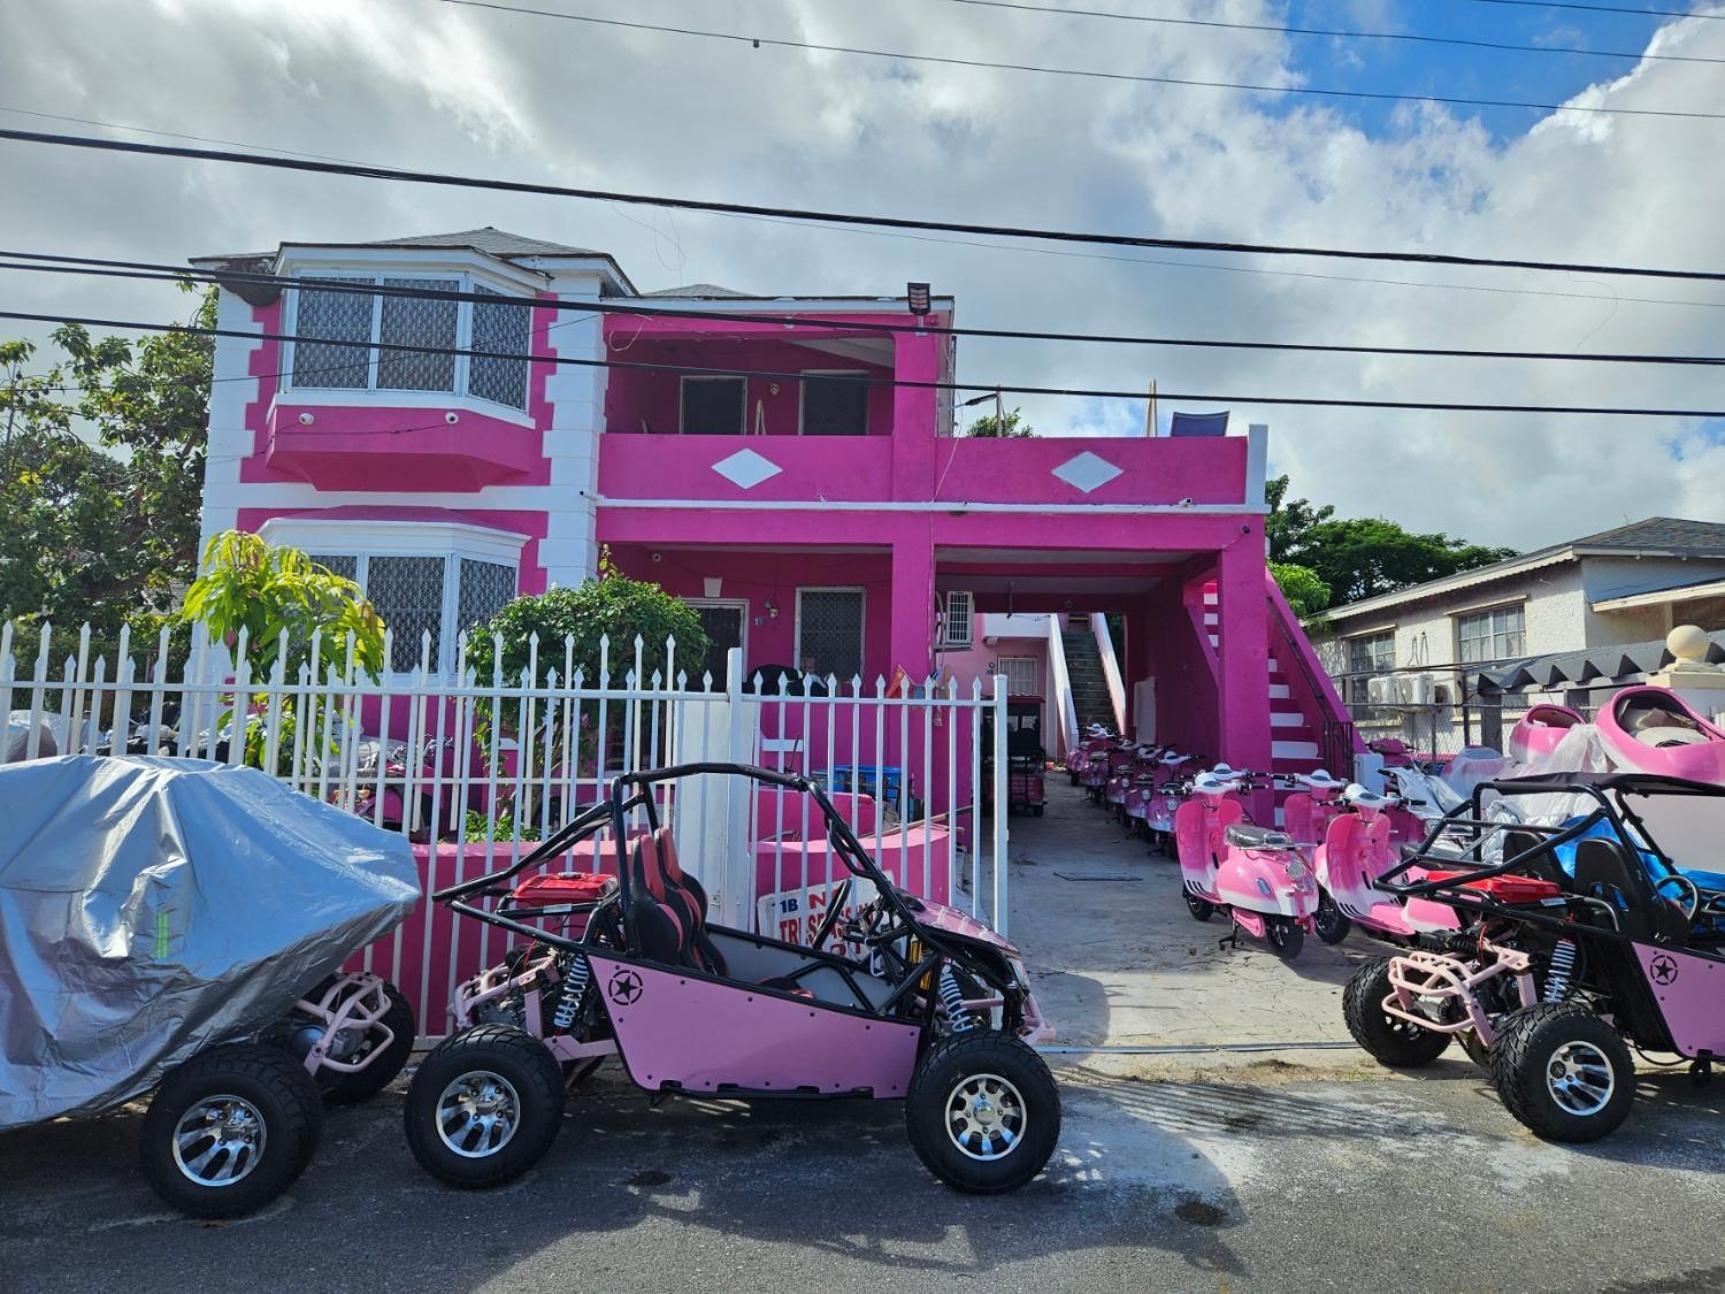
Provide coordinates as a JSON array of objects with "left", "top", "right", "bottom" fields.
[
  {"left": 1198, "top": 577, "right": 1357, "bottom": 825},
  {"left": 1060, "top": 624, "right": 1118, "bottom": 732}
]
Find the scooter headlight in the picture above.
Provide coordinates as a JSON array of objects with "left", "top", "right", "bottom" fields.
[{"left": 1283, "top": 857, "right": 1308, "bottom": 881}]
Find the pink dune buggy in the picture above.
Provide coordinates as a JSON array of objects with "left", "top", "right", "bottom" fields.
[
  {"left": 404, "top": 763, "right": 1060, "bottom": 1194},
  {"left": 1345, "top": 771, "right": 1725, "bottom": 1142}
]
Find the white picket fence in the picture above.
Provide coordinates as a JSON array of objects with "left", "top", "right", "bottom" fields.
[{"left": 1, "top": 620, "right": 1011, "bottom": 1037}]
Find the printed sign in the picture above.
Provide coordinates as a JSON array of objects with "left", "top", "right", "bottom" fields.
[{"left": 756, "top": 875, "right": 880, "bottom": 959}]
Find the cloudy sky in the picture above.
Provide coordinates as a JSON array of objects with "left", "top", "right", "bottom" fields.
[{"left": 4, "top": 0, "right": 1724, "bottom": 551}]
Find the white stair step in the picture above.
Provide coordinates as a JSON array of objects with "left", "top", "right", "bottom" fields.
[
  {"left": 1203, "top": 613, "right": 1219, "bottom": 626},
  {"left": 1270, "top": 711, "right": 1305, "bottom": 728},
  {"left": 1207, "top": 634, "right": 1219, "bottom": 648},
  {"left": 1269, "top": 682, "right": 1292, "bottom": 699},
  {"left": 1273, "top": 739, "right": 1320, "bottom": 760}
]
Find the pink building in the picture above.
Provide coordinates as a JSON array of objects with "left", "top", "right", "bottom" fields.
[{"left": 192, "top": 228, "right": 1353, "bottom": 795}]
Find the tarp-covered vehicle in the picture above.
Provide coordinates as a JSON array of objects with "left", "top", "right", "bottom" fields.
[{"left": 0, "top": 757, "right": 420, "bottom": 1216}]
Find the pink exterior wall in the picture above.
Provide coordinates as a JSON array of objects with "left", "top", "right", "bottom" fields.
[{"left": 604, "top": 338, "right": 894, "bottom": 438}]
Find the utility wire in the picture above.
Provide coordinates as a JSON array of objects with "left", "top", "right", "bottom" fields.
[
  {"left": 7, "top": 106, "right": 1723, "bottom": 312},
  {"left": 940, "top": 0, "right": 1725, "bottom": 63},
  {"left": 2, "top": 305, "right": 1720, "bottom": 418},
  {"left": 1461, "top": 0, "right": 1725, "bottom": 20},
  {"left": 6, "top": 249, "right": 1722, "bottom": 368},
  {"left": 438, "top": 0, "right": 1725, "bottom": 120},
  {"left": 6, "top": 128, "right": 1725, "bottom": 285}
]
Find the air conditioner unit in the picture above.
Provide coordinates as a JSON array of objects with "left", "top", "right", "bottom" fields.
[
  {"left": 1366, "top": 676, "right": 1398, "bottom": 706},
  {"left": 1397, "top": 673, "right": 1435, "bottom": 707},
  {"left": 939, "top": 590, "right": 975, "bottom": 649}
]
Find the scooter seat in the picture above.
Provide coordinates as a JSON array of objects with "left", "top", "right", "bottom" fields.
[{"left": 1225, "top": 824, "right": 1298, "bottom": 851}]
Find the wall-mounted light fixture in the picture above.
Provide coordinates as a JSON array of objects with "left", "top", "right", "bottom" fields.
[{"left": 906, "top": 282, "right": 931, "bottom": 316}]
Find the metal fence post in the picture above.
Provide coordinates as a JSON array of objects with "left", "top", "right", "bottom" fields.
[{"left": 991, "top": 672, "right": 1009, "bottom": 936}]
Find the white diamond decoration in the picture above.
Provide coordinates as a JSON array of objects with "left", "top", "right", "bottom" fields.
[
  {"left": 1051, "top": 451, "right": 1123, "bottom": 494},
  {"left": 711, "top": 448, "right": 783, "bottom": 490}
]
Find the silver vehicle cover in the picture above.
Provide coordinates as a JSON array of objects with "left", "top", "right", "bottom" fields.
[{"left": 0, "top": 756, "right": 419, "bottom": 1129}]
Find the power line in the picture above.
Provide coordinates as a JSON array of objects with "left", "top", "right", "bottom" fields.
[
  {"left": 2, "top": 304, "right": 1720, "bottom": 418},
  {"left": 438, "top": 0, "right": 1725, "bottom": 120},
  {"left": 8, "top": 105, "right": 1723, "bottom": 312},
  {"left": 5, "top": 127, "right": 1725, "bottom": 285},
  {"left": 939, "top": 0, "right": 1725, "bottom": 63},
  {"left": 1461, "top": 0, "right": 1725, "bottom": 20},
  {"left": 7, "top": 249, "right": 1723, "bottom": 368}
]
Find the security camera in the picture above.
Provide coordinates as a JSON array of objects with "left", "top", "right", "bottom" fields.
[
  {"left": 297, "top": 411, "right": 314, "bottom": 426},
  {"left": 444, "top": 411, "right": 460, "bottom": 425}
]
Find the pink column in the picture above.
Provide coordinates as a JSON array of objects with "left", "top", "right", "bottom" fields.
[
  {"left": 1216, "top": 531, "right": 1273, "bottom": 818},
  {"left": 889, "top": 530, "right": 937, "bottom": 684}
]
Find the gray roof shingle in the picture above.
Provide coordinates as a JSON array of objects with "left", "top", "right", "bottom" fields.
[{"left": 367, "top": 227, "right": 602, "bottom": 258}]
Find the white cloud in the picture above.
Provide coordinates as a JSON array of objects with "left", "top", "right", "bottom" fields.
[{"left": 3, "top": 0, "right": 1723, "bottom": 550}]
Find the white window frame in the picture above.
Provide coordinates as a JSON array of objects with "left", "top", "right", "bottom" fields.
[
  {"left": 1345, "top": 629, "right": 1396, "bottom": 705},
  {"left": 938, "top": 590, "right": 975, "bottom": 649},
  {"left": 280, "top": 266, "right": 535, "bottom": 423},
  {"left": 996, "top": 654, "right": 1040, "bottom": 697},
  {"left": 257, "top": 518, "right": 527, "bottom": 678},
  {"left": 797, "top": 369, "right": 871, "bottom": 437},
  {"left": 679, "top": 375, "right": 748, "bottom": 435},
  {"left": 1454, "top": 602, "right": 1527, "bottom": 665},
  {"left": 794, "top": 586, "right": 867, "bottom": 682},
  {"left": 684, "top": 597, "right": 751, "bottom": 685}
]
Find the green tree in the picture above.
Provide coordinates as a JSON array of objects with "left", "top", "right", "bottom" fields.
[
  {"left": 1265, "top": 475, "right": 1515, "bottom": 605},
  {"left": 182, "top": 530, "right": 386, "bottom": 679},
  {"left": 0, "top": 286, "right": 215, "bottom": 665},
  {"left": 966, "top": 406, "right": 1034, "bottom": 438},
  {"left": 1270, "top": 561, "right": 1331, "bottom": 619},
  {"left": 465, "top": 569, "right": 709, "bottom": 689}
]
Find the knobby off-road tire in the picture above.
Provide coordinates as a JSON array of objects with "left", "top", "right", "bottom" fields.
[
  {"left": 1489, "top": 1003, "right": 1635, "bottom": 1143},
  {"left": 1343, "top": 958, "right": 1451, "bottom": 1069},
  {"left": 404, "top": 1025, "right": 567, "bottom": 1188},
  {"left": 906, "top": 1030, "right": 1061, "bottom": 1194},
  {"left": 140, "top": 1043, "right": 324, "bottom": 1219},
  {"left": 315, "top": 979, "right": 416, "bottom": 1106}
]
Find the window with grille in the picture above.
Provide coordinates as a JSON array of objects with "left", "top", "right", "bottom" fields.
[
  {"left": 1346, "top": 631, "right": 1395, "bottom": 705},
  {"left": 308, "top": 553, "right": 359, "bottom": 582},
  {"left": 377, "top": 277, "right": 459, "bottom": 392},
  {"left": 288, "top": 274, "right": 531, "bottom": 410},
  {"left": 470, "top": 287, "right": 531, "bottom": 409},
  {"left": 1457, "top": 604, "right": 1526, "bottom": 664},
  {"left": 997, "top": 655, "right": 1040, "bottom": 697},
  {"left": 681, "top": 376, "right": 746, "bottom": 434},
  {"left": 457, "top": 559, "right": 517, "bottom": 636},
  {"left": 367, "top": 556, "right": 447, "bottom": 672},
  {"left": 291, "top": 277, "right": 373, "bottom": 389},
  {"left": 796, "top": 589, "right": 865, "bottom": 681},
  {"left": 801, "top": 373, "right": 868, "bottom": 436}
]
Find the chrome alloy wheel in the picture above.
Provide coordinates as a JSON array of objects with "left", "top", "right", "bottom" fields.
[
  {"left": 436, "top": 1070, "right": 522, "bottom": 1159},
  {"left": 1545, "top": 1041, "right": 1615, "bottom": 1117},
  {"left": 945, "top": 1073, "right": 1027, "bottom": 1162},
  {"left": 171, "top": 1095, "right": 266, "bottom": 1188}
]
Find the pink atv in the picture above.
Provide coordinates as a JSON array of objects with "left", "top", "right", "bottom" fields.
[
  {"left": 1176, "top": 768, "right": 1319, "bottom": 959},
  {"left": 405, "top": 763, "right": 1061, "bottom": 1194}
]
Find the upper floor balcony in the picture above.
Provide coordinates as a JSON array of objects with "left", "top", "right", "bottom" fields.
[{"left": 598, "top": 311, "right": 1265, "bottom": 515}]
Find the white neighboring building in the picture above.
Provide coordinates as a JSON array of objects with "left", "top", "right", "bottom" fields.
[{"left": 1314, "top": 517, "right": 1725, "bottom": 746}]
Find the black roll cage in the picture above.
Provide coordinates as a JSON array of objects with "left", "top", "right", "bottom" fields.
[
  {"left": 1373, "top": 772, "right": 1725, "bottom": 952},
  {"left": 432, "top": 761, "right": 1018, "bottom": 1006}
]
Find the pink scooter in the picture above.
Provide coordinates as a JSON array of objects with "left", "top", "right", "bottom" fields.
[
  {"left": 1176, "top": 769, "right": 1319, "bottom": 959},
  {"left": 1140, "top": 751, "right": 1198, "bottom": 855},
  {"left": 1312, "top": 784, "right": 1459, "bottom": 946}
]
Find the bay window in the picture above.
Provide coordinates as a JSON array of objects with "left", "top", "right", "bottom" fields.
[{"left": 287, "top": 274, "right": 532, "bottom": 411}]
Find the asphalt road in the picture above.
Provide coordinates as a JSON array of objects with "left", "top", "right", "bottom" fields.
[{"left": 4, "top": 1058, "right": 1724, "bottom": 1294}]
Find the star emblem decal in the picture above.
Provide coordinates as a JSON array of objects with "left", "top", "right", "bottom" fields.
[
  {"left": 1650, "top": 954, "right": 1679, "bottom": 986},
  {"left": 607, "top": 968, "right": 644, "bottom": 1005}
]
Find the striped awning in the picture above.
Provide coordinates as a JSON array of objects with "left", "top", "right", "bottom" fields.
[{"left": 1471, "top": 630, "right": 1725, "bottom": 695}]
